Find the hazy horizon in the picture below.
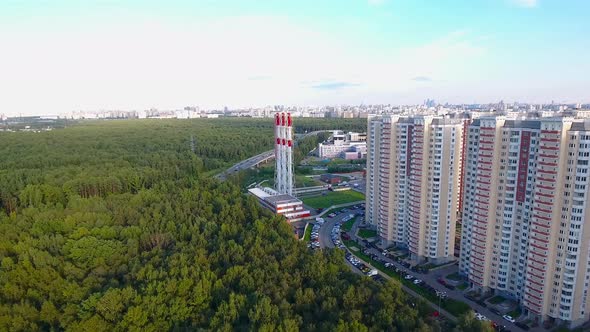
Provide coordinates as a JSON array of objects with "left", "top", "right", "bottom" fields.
[{"left": 1, "top": 0, "right": 588, "bottom": 116}]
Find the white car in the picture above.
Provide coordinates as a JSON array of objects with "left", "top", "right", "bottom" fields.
[
  {"left": 502, "top": 315, "right": 515, "bottom": 323},
  {"left": 475, "top": 313, "right": 489, "bottom": 321},
  {"left": 404, "top": 274, "right": 414, "bottom": 280},
  {"left": 413, "top": 279, "right": 422, "bottom": 284},
  {"left": 366, "top": 269, "right": 378, "bottom": 276}
]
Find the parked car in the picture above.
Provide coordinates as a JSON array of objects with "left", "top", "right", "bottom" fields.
[
  {"left": 435, "top": 291, "right": 447, "bottom": 299},
  {"left": 475, "top": 312, "right": 489, "bottom": 321},
  {"left": 494, "top": 324, "right": 509, "bottom": 332},
  {"left": 476, "top": 300, "right": 487, "bottom": 308},
  {"left": 371, "top": 274, "right": 385, "bottom": 283},
  {"left": 502, "top": 315, "right": 515, "bottom": 323},
  {"left": 515, "top": 322, "right": 530, "bottom": 331},
  {"left": 366, "top": 269, "right": 378, "bottom": 276}
]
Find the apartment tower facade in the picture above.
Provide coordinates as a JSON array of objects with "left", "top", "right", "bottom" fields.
[
  {"left": 459, "top": 117, "right": 590, "bottom": 327},
  {"left": 366, "top": 115, "right": 466, "bottom": 264}
]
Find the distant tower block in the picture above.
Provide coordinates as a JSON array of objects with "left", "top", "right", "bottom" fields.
[{"left": 274, "top": 112, "right": 294, "bottom": 195}]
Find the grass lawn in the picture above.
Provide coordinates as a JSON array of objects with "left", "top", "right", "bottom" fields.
[
  {"left": 302, "top": 190, "right": 365, "bottom": 209},
  {"left": 227, "top": 164, "right": 275, "bottom": 189},
  {"left": 446, "top": 272, "right": 462, "bottom": 281},
  {"left": 303, "top": 223, "right": 312, "bottom": 242},
  {"left": 342, "top": 240, "right": 470, "bottom": 317},
  {"left": 357, "top": 229, "right": 378, "bottom": 239},
  {"left": 456, "top": 283, "right": 468, "bottom": 291},
  {"left": 346, "top": 241, "right": 361, "bottom": 251},
  {"left": 295, "top": 175, "right": 323, "bottom": 187},
  {"left": 342, "top": 217, "right": 356, "bottom": 232},
  {"left": 488, "top": 295, "right": 506, "bottom": 304},
  {"left": 507, "top": 308, "right": 522, "bottom": 318}
]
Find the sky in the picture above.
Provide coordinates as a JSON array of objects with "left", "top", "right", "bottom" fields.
[{"left": 0, "top": 0, "right": 588, "bottom": 116}]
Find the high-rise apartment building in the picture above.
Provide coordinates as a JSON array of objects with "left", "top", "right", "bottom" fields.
[
  {"left": 366, "top": 115, "right": 466, "bottom": 264},
  {"left": 460, "top": 117, "right": 590, "bottom": 328},
  {"left": 365, "top": 116, "right": 382, "bottom": 229}
]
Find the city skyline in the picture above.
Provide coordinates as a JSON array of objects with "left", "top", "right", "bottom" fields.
[{"left": 1, "top": 0, "right": 589, "bottom": 116}]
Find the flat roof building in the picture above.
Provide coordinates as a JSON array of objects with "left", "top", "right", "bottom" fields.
[
  {"left": 318, "top": 131, "right": 367, "bottom": 159},
  {"left": 248, "top": 187, "right": 311, "bottom": 222}
]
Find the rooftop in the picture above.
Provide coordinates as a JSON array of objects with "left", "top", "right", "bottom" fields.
[
  {"left": 248, "top": 187, "right": 272, "bottom": 199},
  {"left": 264, "top": 194, "right": 302, "bottom": 204}
]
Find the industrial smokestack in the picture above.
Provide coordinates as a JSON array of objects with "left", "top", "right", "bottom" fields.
[
  {"left": 286, "top": 113, "right": 293, "bottom": 195},
  {"left": 274, "top": 112, "right": 294, "bottom": 195}
]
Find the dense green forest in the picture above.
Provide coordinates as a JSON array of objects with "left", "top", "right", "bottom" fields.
[{"left": 0, "top": 118, "right": 462, "bottom": 331}]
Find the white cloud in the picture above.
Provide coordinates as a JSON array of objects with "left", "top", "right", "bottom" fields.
[
  {"left": 0, "top": 16, "right": 487, "bottom": 115},
  {"left": 511, "top": 0, "right": 538, "bottom": 8}
]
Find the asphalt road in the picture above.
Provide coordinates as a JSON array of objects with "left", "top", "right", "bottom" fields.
[
  {"left": 214, "top": 150, "right": 274, "bottom": 181},
  {"left": 215, "top": 130, "right": 331, "bottom": 181},
  {"left": 358, "top": 245, "right": 531, "bottom": 331},
  {"left": 316, "top": 210, "right": 458, "bottom": 323},
  {"left": 318, "top": 213, "right": 530, "bottom": 332}
]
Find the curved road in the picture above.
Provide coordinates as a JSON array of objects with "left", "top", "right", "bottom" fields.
[
  {"left": 318, "top": 215, "right": 531, "bottom": 332},
  {"left": 317, "top": 212, "right": 457, "bottom": 323},
  {"left": 215, "top": 130, "right": 332, "bottom": 181}
]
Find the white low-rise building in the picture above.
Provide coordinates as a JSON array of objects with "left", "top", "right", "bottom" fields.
[
  {"left": 248, "top": 187, "right": 311, "bottom": 222},
  {"left": 318, "top": 131, "right": 367, "bottom": 159}
]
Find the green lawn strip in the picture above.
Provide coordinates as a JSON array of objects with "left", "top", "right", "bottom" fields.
[
  {"left": 446, "top": 272, "right": 462, "bottom": 281},
  {"left": 418, "top": 261, "right": 456, "bottom": 271},
  {"left": 357, "top": 229, "right": 377, "bottom": 239},
  {"left": 302, "top": 190, "right": 365, "bottom": 209},
  {"left": 342, "top": 217, "right": 356, "bottom": 232},
  {"left": 342, "top": 240, "right": 470, "bottom": 317},
  {"left": 295, "top": 175, "right": 323, "bottom": 187},
  {"left": 507, "top": 307, "right": 522, "bottom": 318},
  {"left": 303, "top": 223, "right": 312, "bottom": 242},
  {"left": 226, "top": 164, "right": 275, "bottom": 189},
  {"left": 456, "top": 283, "right": 468, "bottom": 291},
  {"left": 418, "top": 263, "right": 436, "bottom": 270},
  {"left": 488, "top": 295, "right": 506, "bottom": 304}
]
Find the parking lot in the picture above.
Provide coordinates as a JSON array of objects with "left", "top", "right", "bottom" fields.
[
  {"left": 308, "top": 204, "right": 364, "bottom": 251},
  {"left": 306, "top": 207, "right": 537, "bottom": 332}
]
